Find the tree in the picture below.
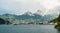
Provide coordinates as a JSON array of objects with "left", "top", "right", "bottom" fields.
[
  {"left": 55, "top": 14, "right": 60, "bottom": 29},
  {"left": 56, "top": 15, "right": 60, "bottom": 22},
  {"left": 0, "top": 18, "right": 5, "bottom": 24}
]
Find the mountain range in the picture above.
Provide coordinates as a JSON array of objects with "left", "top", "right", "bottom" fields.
[{"left": 0, "top": 11, "right": 58, "bottom": 23}]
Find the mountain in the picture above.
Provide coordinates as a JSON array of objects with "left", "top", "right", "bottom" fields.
[
  {"left": 0, "top": 14, "right": 16, "bottom": 22},
  {"left": 34, "top": 10, "right": 44, "bottom": 16},
  {"left": 0, "top": 11, "right": 58, "bottom": 23},
  {"left": 17, "top": 11, "right": 42, "bottom": 22},
  {"left": 23, "top": 11, "right": 43, "bottom": 16},
  {"left": 0, "top": 14, "right": 57, "bottom": 22},
  {"left": 50, "top": 14, "right": 60, "bottom": 22},
  {"left": 23, "top": 11, "right": 34, "bottom": 16}
]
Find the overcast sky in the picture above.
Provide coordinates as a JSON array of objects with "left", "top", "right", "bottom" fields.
[{"left": 0, "top": 0, "right": 60, "bottom": 15}]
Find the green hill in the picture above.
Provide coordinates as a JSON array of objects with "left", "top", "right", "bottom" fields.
[{"left": 54, "top": 14, "right": 60, "bottom": 29}]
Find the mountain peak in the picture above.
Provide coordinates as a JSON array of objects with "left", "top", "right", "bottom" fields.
[
  {"left": 23, "top": 11, "right": 34, "bottom": 16},
  {"left": 23, "top": 10, "right": 44, "bottom": 16},
  {"left": 34, "top": 10, "right": 44, "bottom": 16}
]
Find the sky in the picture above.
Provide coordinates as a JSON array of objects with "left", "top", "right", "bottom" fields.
[{"left": 0, "top": 0, "right": 60, "bottom": 15}]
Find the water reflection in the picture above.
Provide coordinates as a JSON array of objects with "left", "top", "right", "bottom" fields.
[
  {"left": 57, "top": 29, "right": 60, "bottom": 33},
  {"left": 0, "top": 25, "right": 59, "bottom": 33}
]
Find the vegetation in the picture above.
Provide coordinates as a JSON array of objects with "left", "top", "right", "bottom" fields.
[
  {"left": 0, "top": 18, "right": 11, "bottom": 24},
  {"left": 54, "top": 15, "right": 60, "bottom": 29},
  {"left": 0, "top": 14, "right": 59, "bottom": 25},
  {"left": 0, "top": 18, "right": 5, "bottom": 24}
]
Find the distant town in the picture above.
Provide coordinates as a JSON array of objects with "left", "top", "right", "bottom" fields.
[{"left": 11, "top": 21, "right": 57, "bottom": 25}]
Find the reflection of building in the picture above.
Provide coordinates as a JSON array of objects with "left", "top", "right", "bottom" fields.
[
  {"left": 28, "top": 22, "right": 36, "bottom": 24},
  {"left": 49, "top": 22, "right": 54, "bottom": 25},
  {"left": 36, "top": 22, "right": 43, "bottom": 24},
  {"left": 43, "top": 22, "right": 48, "bottom": 24}
]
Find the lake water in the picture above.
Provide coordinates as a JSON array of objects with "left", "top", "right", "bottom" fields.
[{"left": 0, "top": 25, "right": 60, "bottom": 33}]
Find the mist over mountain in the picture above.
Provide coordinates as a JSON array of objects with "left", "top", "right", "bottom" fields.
[
  {"left": 47, "top": 6, "right": 60, "bottom": 15},
  {"left": 0, "top": 10, "right": 58, "bottom": 23}
]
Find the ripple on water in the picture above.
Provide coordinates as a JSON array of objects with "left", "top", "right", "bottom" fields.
[{"left": 0, "top": 25, "right": 58, "bottom": 33}]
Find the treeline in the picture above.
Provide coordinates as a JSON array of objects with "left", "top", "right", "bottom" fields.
[
  {"left": 53, "top": 14, "right": 60, "bottom": 29},
  {"left": 0, "top": 18, "right": 11, "bottom": 24}
]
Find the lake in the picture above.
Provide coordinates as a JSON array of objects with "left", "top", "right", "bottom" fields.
[{"left": 0, "top": 25, "right": 60, "bottom": 33}]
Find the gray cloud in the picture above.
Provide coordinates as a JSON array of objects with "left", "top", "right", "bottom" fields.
[
  {"left": 0, "top": 0, "right": 60, "bottom": 15},
  {"left": 47, "top": 6, "right": 60, "bottom": 15}
]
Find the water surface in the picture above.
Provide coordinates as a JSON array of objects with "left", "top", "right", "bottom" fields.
[{"left": 0, "top": 25, "right": 59, "bottom": 33}]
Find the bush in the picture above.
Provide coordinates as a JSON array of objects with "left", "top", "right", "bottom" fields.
[{"left": 0, "top": 18, "right": 5, "bottom": 24}]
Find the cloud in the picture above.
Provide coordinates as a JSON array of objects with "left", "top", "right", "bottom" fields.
[
  {"left": 46, "top": 6, "right": 60, "bottom": 15},
  {"left": 0, "top": 0, "right": 60, "bottom": 15},
  {"left": 39, "top": 0, "right": 60, "bottom": 9}
]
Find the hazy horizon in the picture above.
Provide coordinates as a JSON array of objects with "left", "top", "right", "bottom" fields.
[{"left": 0, "top": 0, "right": 60, "bottom": 15}]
